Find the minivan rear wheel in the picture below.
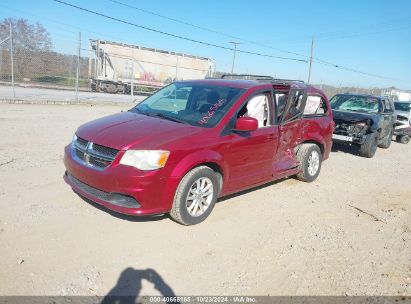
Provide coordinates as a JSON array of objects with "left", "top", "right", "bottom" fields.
[
  {"left": 170, "top": 166, "right": 218, "bottom": 225},
  {"left": 296, "top": 144, "right": 322, "bottom": 182}
]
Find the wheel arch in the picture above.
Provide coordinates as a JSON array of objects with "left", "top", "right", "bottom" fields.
[
  {"left": 296, "top": 140, "right": 324, "bottom": 157},
  {"left": 192, "top": 162, "right": 224, "bottom": 194},
  {"left": 169, "top": 150, "right": 228, "bottom": 193}
]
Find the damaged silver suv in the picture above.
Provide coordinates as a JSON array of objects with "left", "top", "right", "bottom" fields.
[{"left": 330, "top": 94, "right": 396, "bottom": 158}]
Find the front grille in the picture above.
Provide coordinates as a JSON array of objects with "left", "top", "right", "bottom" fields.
[
  {"left": 333, "top": 119, "right": 367, "bottom": 137},
  {"left": 67, "top": 173, "right": 140, "bottom": 209},
  {"left": 73, "top": 136, "right": 120, "bottom": 169},
  {"left": 75, "top": 148, "right": 85, "bottom": 159},
  {"left": 75, "top": 137, "right": 88, "bottom": 150},
  {"left": 89, "top": 155, "right": 111, "bottom": 168},
  {"left": 91, "top": 143, "right": 118, "bottom": 158}
]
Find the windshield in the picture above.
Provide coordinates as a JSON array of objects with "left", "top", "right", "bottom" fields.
[
  {"left": 130, "top": 83, "right": 244, "bottom": 127},
  {"left": 394, "top": 102, "right": 411, "bottom": 112},
  {"left": 330, "top": 95, "right": 379, "bottom": 113}
]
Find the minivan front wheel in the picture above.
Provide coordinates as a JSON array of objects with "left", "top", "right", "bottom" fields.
[{"left": 170, "top": 166, "right": 218, "bottom": 225}]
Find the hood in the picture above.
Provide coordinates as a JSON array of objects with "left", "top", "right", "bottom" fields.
[
  {"left": 332, "top": 110, "right": 379, "bottom": 124},
  {"left": 76, "top": 111, "right": 203, "bottom": 150}
]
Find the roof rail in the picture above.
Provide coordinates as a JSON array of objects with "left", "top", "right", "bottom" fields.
[
  {"left": 220, "top": 74, "right": 305, "bottom": 84},
  {"left": 220, "top": 74, "right": 274, "bottom": 81},
  {"left": 272, "top": 78, "right": 305, "bottom": 84}
]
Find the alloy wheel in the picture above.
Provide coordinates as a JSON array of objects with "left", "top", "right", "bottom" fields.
[
  {"left": 307, "top": 150, "right": 320, "bottom": 176},
  {"left": 185, "top": 177, "right": 214, "bottom": 217}
]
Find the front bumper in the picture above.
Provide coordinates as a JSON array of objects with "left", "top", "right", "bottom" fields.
[
  {"left": 63, "top": 145, "right": 179, "bottom": 216},
  {"left": 332, "top": 132, "right": 366, "bottom": 145},
  {"left": 64, "top": 172, "right": 141, "bottom": 208},
  {"left": 394, "top": 126, "right": 411, "bottom": 137}
]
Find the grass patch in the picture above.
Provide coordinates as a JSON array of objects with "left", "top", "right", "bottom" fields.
[{"left": 32, "top": 75, "right": 88, "bottom": 87}]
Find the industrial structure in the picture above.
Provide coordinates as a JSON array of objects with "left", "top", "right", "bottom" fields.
[{"left": 88, "top": 39, "right": 215, "bottom": 93}]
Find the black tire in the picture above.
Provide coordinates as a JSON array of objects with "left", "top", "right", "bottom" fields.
[
  {"left": 359, "top": 132, "right": 378, "bottom": 158},
  {"left": 397, "top": 135, "right": 410, "bottom": 144},
  {"left": 378, "top": 128, "right": 393, "bottom": 149},
  {"left": 170, "top": 166, "right": 218, "bottom": 225},
  {"left": 296, "top": 144, "right": 322, "bottom": 182}
]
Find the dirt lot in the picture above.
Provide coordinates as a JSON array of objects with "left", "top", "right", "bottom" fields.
[{"left": 0, "top": 103, "right": 410, "bottom": 296}]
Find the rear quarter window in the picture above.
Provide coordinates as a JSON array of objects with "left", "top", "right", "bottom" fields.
[{"left": 304, "top": 95, "right": 328, "bottom": 116}]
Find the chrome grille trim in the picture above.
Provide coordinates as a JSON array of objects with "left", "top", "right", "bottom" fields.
[
  {"left": 72, "top": 136, "right": 120, "bottom": 169},
  {"left": 75, "top": 137, "right": 88, "bottom": 149}
]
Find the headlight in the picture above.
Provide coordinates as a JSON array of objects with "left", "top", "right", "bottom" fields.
[
  {"left": 355, "top": 121, "right": 369, "bottom": 132},
  {"left": 120, "top": 150, "right": 170, "bottom": 171},
  {"left": 72, "top": 134, "right": 78, "bottom": 145}
]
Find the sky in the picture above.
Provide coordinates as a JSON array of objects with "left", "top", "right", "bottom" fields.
[{"left": 0, "top": 0, "right": 410, "bottom": 89}]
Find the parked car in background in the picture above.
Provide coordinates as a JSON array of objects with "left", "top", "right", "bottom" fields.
[
  {"left": 393, "top": 101, "right": 411, "bottom": 144},
  {"left": 330, "top": 94, "right": 396, "bottom": 158},
  {"left": 64, "top": 76, "right": 333, "bottom": 225}
]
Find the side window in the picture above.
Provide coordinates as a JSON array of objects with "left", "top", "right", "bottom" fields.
[
  {"left": 383, "top": 99, "right": 393, "bottom": 113},
  {"left": 281, "top": 89, "right": 306, "bottom": 123},
  {"left": 238, "top": 92, "right": 272, "bottom": 128},
  {"left": 275, "top": 93, "right": 287, "bottom": 120},
  {"left": 304, "top": 95, "right": 328, "bottom": 116}
]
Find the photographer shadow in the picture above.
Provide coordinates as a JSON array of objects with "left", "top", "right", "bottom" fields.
[{"left": 102, "top": 268, "right": 176, "bottom": 304}]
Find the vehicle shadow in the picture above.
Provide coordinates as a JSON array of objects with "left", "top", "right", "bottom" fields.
[
  {"left": 75, "top": 193, "right": 168, "bottom": 223},
  {"left": 217, "top": 177, "right": 288, "bottom": 203},
  {"left": 73, "top": 176, "right": 295, "bottom": 221},
  {"left": 331, "top": 142, "right": 360, "bottom": 156},
  {"left": 101, "top": 268, "right": 177, "bottom": 304}
]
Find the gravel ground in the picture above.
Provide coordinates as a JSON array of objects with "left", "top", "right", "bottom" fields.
[{"left": 0, "top": 103, "right": 410, "bottom": 296}]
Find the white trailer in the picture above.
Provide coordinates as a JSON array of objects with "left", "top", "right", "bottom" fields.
[
  {"left": 89, "top": 39, "right": 215, "bottom": 93},
  {"left": 382, "top": 88, "right": 411, "bottom": 102}
]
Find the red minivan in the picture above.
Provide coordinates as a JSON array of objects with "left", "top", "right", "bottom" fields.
[{"left": 64, "top": 76, "right": 334, "bottom": 225}]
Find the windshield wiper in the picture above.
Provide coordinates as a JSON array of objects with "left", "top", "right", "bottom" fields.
[
  {"left": 145, "top": 112, "right": 188, "bottom": 124},
  {"left": 130, "top": 108, "right": 145, "bottom": 114},
  {"left": 131, "top": 108, "right": 189, "bottom": 124}
]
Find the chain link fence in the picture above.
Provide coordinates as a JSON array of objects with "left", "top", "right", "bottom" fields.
[{"left": 0, "top": 32, "right": 143, "bottom": 104}]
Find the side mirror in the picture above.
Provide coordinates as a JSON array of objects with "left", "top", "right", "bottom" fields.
[{"left": 234, "top": 117, "right": 258, "bottom": 132}]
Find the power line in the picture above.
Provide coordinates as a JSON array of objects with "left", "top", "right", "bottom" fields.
[
  {"left": 106, "top": 1, "right": 410, "bottom": 66},
  {"left": 51, "top": 0, "right": 307, "bottom": 63},
  {"left": 108, "top": 0, "right": 245, "bottom": 42},
  {"left": 107, "top": 0, "right": 309, "bottom": 60},
  {"left": 49, "top": 0, "right": 405, "bottom": 82},
  {"left": 267, "top": 16, "right": 411, "bottom": 44},
  {"left": 6, "top": 0, "right": 401, "bottom": 82},
  {"left": 103, "top": 0, "right": 405, "bottom": 82}
]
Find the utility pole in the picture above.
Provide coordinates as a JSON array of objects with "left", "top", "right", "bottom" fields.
[
  {"left": 175, "top": 55, "right": 179, "bottom": 80},
  {"left": 10, "top": 23, "right": 15, "bottom": 101},
  {"left": 307, "top": 37, "right": 314, "bottom": 84},
  {"left": 229, "top": 41, "right": 240, "bottom": 74},
  {"left": 130, "top": 59, "right": 134, "bottom": 102},
  {"left": 75, "top": 32, "right": 81, "bottom": 102}
]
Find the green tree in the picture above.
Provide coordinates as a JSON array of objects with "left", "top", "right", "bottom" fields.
[{"left": 0, "top": 18, "right": 52, "bottom": 51}]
